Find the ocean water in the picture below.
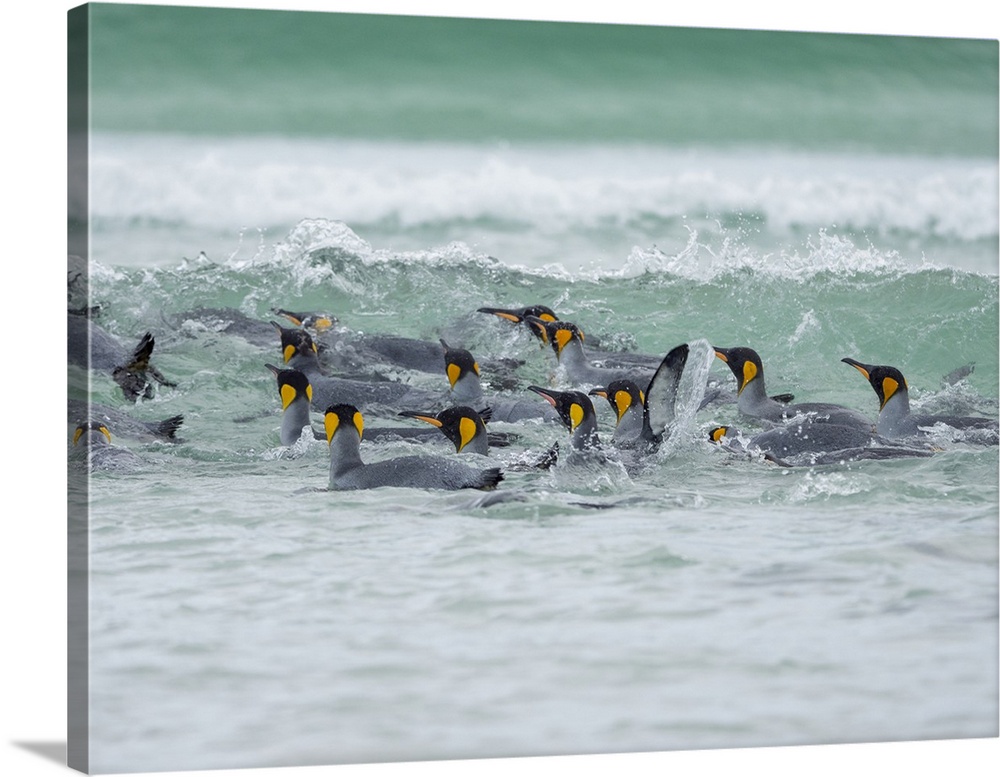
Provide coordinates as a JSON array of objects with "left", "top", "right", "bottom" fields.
[{"left": 69, "top": 5, "right": 999, "bottom": 774}]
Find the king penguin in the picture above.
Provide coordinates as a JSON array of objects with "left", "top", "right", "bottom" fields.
[
  {"left": 713, "top": 346, "right": 869, "bottom": 427},
  {"left": 585, "top": 342, "right": 696, "bottom": 453},
  {"left": 707, "top": 423, "right": 934, "bottom": 467},
  {"left": 271, "top": 307, "right": 337, "bottom": 332},
  {"left": 397, "top": 406, "right": 492, "bottom": 456},
  {"left": 266, "top": 363, "right": 316, "bottom": 446},
  {"left": 324, "top": 404, "right": 504, "bottom": 491},
  {"left": 72, "top": 421, "right": 144, "bottom": 471},
  {"left": 523, "top": 317, "right": 656, "bottom": 389},
  {"left": 589, "top": 379, "right": 648, "bottom": 447},
  {"left": 67, "top": 399, "right": 183, "bottom": 443},
  {"left": 527, "top": 386, "right": 605, "bottom": 464},
  {"left": 842, "top": 358, "right": 999, "bottom": 443},
  {"left": 273, "top": 323, "right": 443, "bottom": 417},
  {"left": 266, "top": 362, "right": 448, "bottom": 446},
  {"left": 440, "top": 339, "right": 558, "bottom": 423},
  {"left": 477, "top": 304, "right": 559, "bottom": 328},
  {"left": 68, "top": 313, "right": 177, "bottom": 402}
]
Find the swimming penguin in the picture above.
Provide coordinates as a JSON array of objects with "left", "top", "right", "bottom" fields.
[
  {"left": 478, "top": 304, "right": 559, "bottom": 327},
  {"left": 273, "top": 323, "right": 444, "bottom": 417},
  {"left": 524, "top": 317, "right": 656, "bottom": 389},
  {"left": 68, "top": 313, "right": 177, "bottom": 402},
  {"left": 272, "top": 306, "right": 465, "bottom": 376},
  {"left": 440, "top": 339, "right": 558, "bottom": 423},
  {"left": 708, "top": 423, "right": 935, "bottom": 467},
  {"left": 397, "top": 406, "right": 492, "bottom": 456},
  {"left": 841, "top": 358, "right": 999, "bottom": 443},
  {"left": 527, "top": 386, "right": 604, "bottom": 465},
  {"left": 264, "top": 362, "right": 448, "bottom": 447},
  {"left": 67, "top": 399, "right": 184, "bottom": 443},
  {"left": 324, "top": 404, "right": 504, "bottom": 491},
  {"left": 588, "top": 379, "right": 646, "bottom": 447},
  {"left": 271, "top": 307, "right": 337, "bottom": 332},
  {"left": 266, "top": 363, "right": 316, "bottom": 446},
  {"left": 585, "top": 342, "right": 697, "bottom": 453},
  {"left": 713, "top": 346, "right": 869, "bottom": 427},
  {"left": 589, "top": 379, "right": 648, "bottom": 446},
  {"left": 71, "top": 421, "right": 144, "bottom": 471}
]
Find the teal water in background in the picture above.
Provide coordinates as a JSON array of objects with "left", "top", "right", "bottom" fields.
[
  {"left": 72, "top": 5, "right": 999, "bottom": 774},
  {"left": 85, "top": 4, "right": 998, "bottom": 154}
]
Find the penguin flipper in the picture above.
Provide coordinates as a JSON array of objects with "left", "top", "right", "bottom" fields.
[
  {"left": 126, "top": 332, "right": 155, "bottom": 371},
  {"left": 643, "top": 343, "right": 689, "bottom": 441},
  {"left": 473, "top": 468, "right": 505, "bottom": 491},
  {"left": 148, "top": 414, "right": 184, "bottom": 441}
]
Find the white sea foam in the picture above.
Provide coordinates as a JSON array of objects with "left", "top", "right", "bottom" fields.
[{"left": 88, "top": 133, "right": 998, "bottom": 275}]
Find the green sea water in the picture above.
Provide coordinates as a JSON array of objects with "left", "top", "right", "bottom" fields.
[{"left": 80, "top": 4, "right": 998, "bottom": 154}]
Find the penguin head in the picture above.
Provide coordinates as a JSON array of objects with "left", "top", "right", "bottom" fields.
[
  {"left": 271, "top": 308, "right": 337, "bottom": 331},
  {"left": 399, "top": 406, "right": 487, "bottom": 453},
  {"left": 324, "top": 404, "right": 365, "bottom": 444},
  {"left": 272, "top": 322, "right": 318, "bottom": 363},
  {"left": 707, "top": 425, "right": 733, "bottom": 444},
  {"left": 842, "top": 358, "right": 909, "bottom": 410},
  {"left": 528, "top": 386, "right": 595, "bottom": 433},
  {"left": 525, "top": 319, "right": 584, "bottom": 358},
  {"left": 266, "top": 364, "right": 312, "bottom": 409},
  {"left": 73, "top": 421, "right": 112, "bottom": 446},
  {"left": 589, "top": 380, "right": 645, "bottom": 425},
  {"left": 477, "top": 305, "right": 558, "bottom": 325},
  {"left": 440, "top": 340, "right": 480, "bottom": 389},
  {"left": 519, "top": 305, "right": 558, "bottom": 322},
  {"left": 713, "top": 346, "right": 764, "bottom": 394}
]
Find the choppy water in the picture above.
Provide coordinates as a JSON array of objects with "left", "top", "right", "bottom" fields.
[{"left": 69, "top": 5, "right": 998, "bottom": 774}]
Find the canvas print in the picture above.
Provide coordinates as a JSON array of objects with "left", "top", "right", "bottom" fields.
[{"left": 67, "top": 2, "right": 999, "bottom": 774}]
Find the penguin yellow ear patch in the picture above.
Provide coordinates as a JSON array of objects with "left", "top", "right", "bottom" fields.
[
  {"left": 457, "top": 416, "right": 478, "bottom": 452},
  {"left": 613, "top": 390, "right": 632, "bottom": 421},
  {"left": 283, "top": 344, "right": 296, "bottom": 363},
  {"left": 554, "top": 328, "right": 573, "bottom": 353},
  {"left": 472, "top": 361, "right": 480, "bottom": 376},
  {"left": 352, "top": 411, "right": 364, "bottom": 440},
  {"left": 741, "top": 361, "right": 758, "bottom": 392},
  {"left": 324, "top": 412, "right": 339, "bottom": 444},
  {"left": 280, "top": 383, "right": 298, "bottom": 410},
  {"left": 881, "top": 377, "right": 900, "bottom": 408},
  {"left": 73, "top": 427, "right": 84, "bottom": 445},
  {"left": 99, "top": 426, "right": 112, "bottom": 443},
  {"left": 569, "top": 402, "right": 585, "bottom": 430},
  {"left": 305, "top": 385, "right": 313, "bottom": 404},
  {"left": 539, "top": 312, "right": 557, "bottom": 322},
  {"left": 710, "top": 426, "right": 729, "bottom": 443},
  {"left": 447, "top": 363, "right": 462, "bottom": 388}
]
